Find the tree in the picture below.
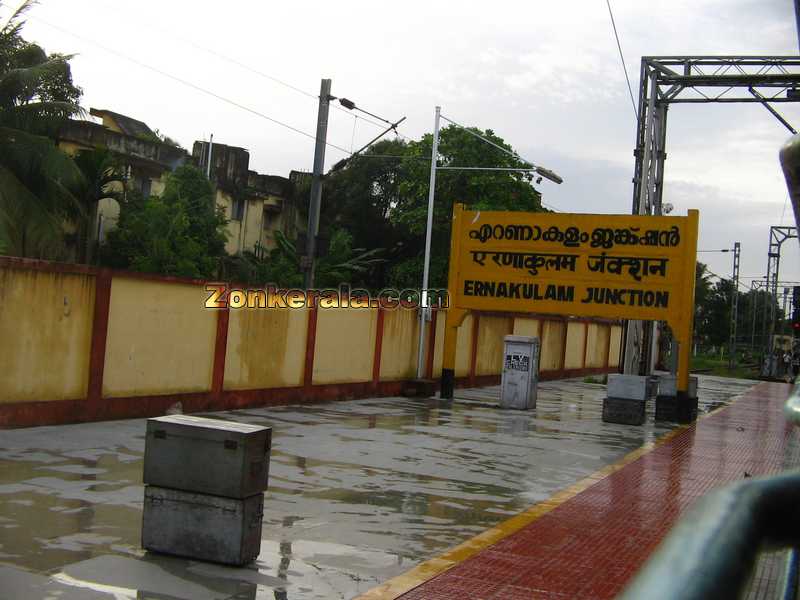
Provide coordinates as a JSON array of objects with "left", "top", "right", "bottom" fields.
[
  {"left": 321, "top": 125, "right": 544, "bottom": 289},
  {"left": 693, "top": 262, "right": 714, "bottom": 346},
  {"left": 223, "top": 228, "right": 386, "bottom": 289},
  {"left": 100, "top": 165, "right": 228, "bottom": 278},
  {"left": 72, "top": 148, "right": 125, "bottom": 263},
  {"left": 0, "top": 1, "right": 84, "bottom": 258}
]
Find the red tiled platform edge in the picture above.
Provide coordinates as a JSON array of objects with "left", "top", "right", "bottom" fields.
[{"left": 397, "top": 381, "right": 795, "bottom": 600}]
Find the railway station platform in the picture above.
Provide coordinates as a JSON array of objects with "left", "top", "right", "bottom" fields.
[
  {"left": 0, "top": 376, "right": 791, "bottom": 599},
  {"left": 359, "top": 380, "right": 798, "bottom": 599}
]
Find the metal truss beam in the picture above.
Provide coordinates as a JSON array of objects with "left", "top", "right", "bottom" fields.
[
  {"left": 624, "top": 56, "right": 800, "bottom": 376},
  {"left": 763, "top": 227, "right": 798, "bottom": 357},
  {"left": 633, "top": 57, "right": 800, "bottom": 216}
]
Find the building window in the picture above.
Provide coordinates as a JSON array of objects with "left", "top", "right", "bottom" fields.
[
  {"left": 263, "top": 208, "right": 277, "bottom": 229},
  {"left": 231, "top": 197, "right": 245, "bottom": 221}
]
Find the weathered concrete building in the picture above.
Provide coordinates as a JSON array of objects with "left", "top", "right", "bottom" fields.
[
  {"left": 56, "top": 108, "right": 188, "bottom": 246},
  {"left": 192, "top": 140, "right": 303, "bottom": 256},
  {"left": 56, "top": 108, "right": 304, "bottom": 259}
]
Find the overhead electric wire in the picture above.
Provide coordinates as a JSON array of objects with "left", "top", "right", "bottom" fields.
[
  {"left": 604, "top": 0, "right": 638, "bottom": 120},
  {"left": 29, "top": 15, "right": 355, "bottom": 156},
  {"left": 440, "top": 114, "right": 537, "bottom": 167},
  {"left": 781, "top": 192, "right": 790, "bottom": 224},
  {"left": 702, "top": 266, "right": 750, "bottom": 292},
  {"left": 32, "top": 2, "right": 413, "bottom": 140},
  {"left": 29, "top": 11, "right": 558, "bottom": 211},
  {"left": 435, "top": 113, "right": 562, "bottom": 211},
  {"left": 175, "top": 40, "right": 411, "bottom": 138}
]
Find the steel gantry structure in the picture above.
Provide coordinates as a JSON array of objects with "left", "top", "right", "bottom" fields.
[
  {"left": 750, "top": 278, "right": 799, "bottom": 349},
  {"left": 763, "top": 226, "right": 798, "bottom": 355},
  {"left": 624, "top": 56, "right": 800, "bottom": 376}
]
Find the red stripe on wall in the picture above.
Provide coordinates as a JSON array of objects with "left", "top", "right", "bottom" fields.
[
  {"left": 469, "top": 314, "right": 481, "bottom": 387},
  {"left": 211, "top": 307, "right": 230, "bottom": 398},
  {"left": 87, "top": 269, "right": 112, "bottom": 413},
  {"left": 372, "top": 307, "right": 385, "bottom": 389},
  {"left": 582, "top": 322, "right": 590, "bottom": 369},
  {"left": 304, "top": 305, "right": 319, "bottom": 389},
  {"left": 426, "top": 309, "right": 438, "bottom": 379}
]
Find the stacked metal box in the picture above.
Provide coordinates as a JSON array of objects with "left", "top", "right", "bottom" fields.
[
  {"left": 656, "top": 375, "right": 699, "bottom": 422},
  {"left": 602, "top": 374, "right": 649, "bottom": 425},
  {"left": 141, "top": 415, "right": 272, "bottom": 565}
]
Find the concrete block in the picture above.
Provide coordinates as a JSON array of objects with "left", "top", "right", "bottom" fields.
[
  {"left": 655, "top": 395, "right": 698, "bottom": 423},
  {"left": 658, "top": 375, "right": 699, "bottom": 399},
  {"left": 142, "top": 486, "right": 263, "bottom": 565},
  {"left": 607, "top": 374, "right": 649, "bottom": 401},
  {"left": 144, "top": 415, "right": 271, "bottom": 499},
  {"left": 602, "top": 397, "right": 646, "bottom": 425}
]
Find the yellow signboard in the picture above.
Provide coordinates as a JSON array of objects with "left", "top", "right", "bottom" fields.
[{"left": 441, "top": 204, "right": 699, "bottom": 399}]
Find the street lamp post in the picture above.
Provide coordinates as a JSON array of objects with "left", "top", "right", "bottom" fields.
[
  {"left": 416, "top": 106, "right": 441, "bottom": 379},
  {"left": 413, "top": 107, "right": 563, "bottom": 384}
]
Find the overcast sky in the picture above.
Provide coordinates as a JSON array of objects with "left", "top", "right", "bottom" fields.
[{"left": 6, "top": 0, "right": 800, "bottom": 288}]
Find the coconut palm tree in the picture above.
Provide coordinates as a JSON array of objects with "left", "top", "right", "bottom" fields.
[
  {"left": 72, "top": 148, "right": 125, "bottom": 263},
  {"left": 0, "top": 0, "right": 84, "bottom": 258}
]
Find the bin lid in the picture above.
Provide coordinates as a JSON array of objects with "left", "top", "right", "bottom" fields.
[
  {"left": 503, "top": 335, "right": 538, "bottom": 344},
  {"left": 148, "top": 414, "right": 269, "bottom": 434}
]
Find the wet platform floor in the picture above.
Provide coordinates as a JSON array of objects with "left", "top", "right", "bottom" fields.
[
  {"left": 375, "top": 380, "right": 798, "bottom": 600},
  {"left": 0, "top": 376, "right": 760, "bottom": 599}
]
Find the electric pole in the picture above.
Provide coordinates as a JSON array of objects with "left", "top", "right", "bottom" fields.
[
  {"left": 206, "top": 133, "right": 214, "bottom": 178},
  {"left": 303, "top": 78, "right": 332, "bottom": 289},
  {"left": 728, "top": 242, "right": 740, "bottom": 369}
]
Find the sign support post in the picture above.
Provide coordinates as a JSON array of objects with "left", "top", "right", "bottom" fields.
[
  {"left": 441, "top": 204, "right": 466, "bottom": 399},
  {"left": 672, "top": 209, "right": 699, "bottom": 421}
]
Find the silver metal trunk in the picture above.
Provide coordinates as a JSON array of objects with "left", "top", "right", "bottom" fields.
[
  {"left": 142, "top": 486, "right": 263, "bottom": 566},
  {"left": 143, "top": 415, "right": 271, "bottom": 498}
]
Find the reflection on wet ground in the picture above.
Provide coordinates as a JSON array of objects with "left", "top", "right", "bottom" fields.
[{"left": 0, "top": 376, "right": 756, "bottom": 599}]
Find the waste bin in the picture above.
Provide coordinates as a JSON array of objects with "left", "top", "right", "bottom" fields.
[{"left": 500, "top": 335, "right": 540, "bottom": 409}]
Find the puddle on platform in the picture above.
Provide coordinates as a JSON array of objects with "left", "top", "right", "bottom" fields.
[{"left": 0, "top": 375, "right": 758, "bottom": 599}]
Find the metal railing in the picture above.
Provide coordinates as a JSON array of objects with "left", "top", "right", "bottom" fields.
[{"left": 618, "top": 383, "right": 800, "bottom": 600}]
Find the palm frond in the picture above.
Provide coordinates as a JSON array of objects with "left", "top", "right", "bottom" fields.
[
  {"left": 0, "top": 125, "right": 84, "bottom": 188},
  {"left": 0, "top": 99, "right": 84, "bottom": 132},
  {"left": 0, "top": 162, "right": 64, "bottom": 257},
  {"left": 1, "top": 1, "right": 34, "bottom": 32},
  {"left": 0, "top": 53, "right": 76, "bottom": 95}
]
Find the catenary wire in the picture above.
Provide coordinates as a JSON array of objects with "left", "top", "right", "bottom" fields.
[
  {"left": 27, "top": 2, "right": 413, "bottom": 139},
  {"left": 604, "top": 0, "right": 638, "bottom": 120},
  {"left": 29, "top": 15, "right": 357, "bottom": 156}
]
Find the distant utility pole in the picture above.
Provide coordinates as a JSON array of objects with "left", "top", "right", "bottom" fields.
[
  {"left": 728, "top": 242, "right": 740, "bottom": 369},
  {"left": 206, "top": 133, "right": 214, "bottom": 178},
  {"left": 751, "top": 280, "right": 761, "bottom": 349},
  {"left": 303, "top": 78, "right": 332, "bottom": 289}
]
